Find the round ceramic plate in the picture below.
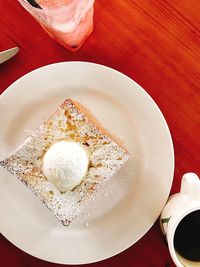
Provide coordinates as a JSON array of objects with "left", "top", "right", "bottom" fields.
[{"left": 0, "top": 62, "right": 174, "bottom": 264}]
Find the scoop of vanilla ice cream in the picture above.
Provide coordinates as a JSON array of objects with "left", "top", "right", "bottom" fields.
[{"left": 43, "top": 141, "right": 89, "bottom": 192}]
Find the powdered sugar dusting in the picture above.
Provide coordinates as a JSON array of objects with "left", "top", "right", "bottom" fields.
[{"left": 0, "top": 99, "right": 129, "bottom": 225}]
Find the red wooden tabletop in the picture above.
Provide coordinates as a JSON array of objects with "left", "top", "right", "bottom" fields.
[{"left": 0, "top": 0, "right": 200, "bottom": 266}]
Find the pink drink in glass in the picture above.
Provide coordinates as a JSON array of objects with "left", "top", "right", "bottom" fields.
[{"left": 18, "top": 0, "right": 95, "bottom": 51}]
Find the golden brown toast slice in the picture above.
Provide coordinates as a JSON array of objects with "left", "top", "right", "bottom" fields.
[{"left": 0, "top": 99, "right": 129, "bottom": 225}]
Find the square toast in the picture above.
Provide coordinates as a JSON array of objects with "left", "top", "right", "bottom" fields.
[{"left": 0, "top": 99, "right": 129, "bottom": 225}]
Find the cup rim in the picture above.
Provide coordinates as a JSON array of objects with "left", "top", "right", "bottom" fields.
[
  {"left": 167, "top": 205, "right": 200, "bottom": 267},
  {"left": 19, "top": 0, "right": 94, "bottom": 13}
]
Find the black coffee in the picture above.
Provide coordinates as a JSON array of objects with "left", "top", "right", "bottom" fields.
[{"left": 174, "top": 210, "right": 200, "bottom": 261}]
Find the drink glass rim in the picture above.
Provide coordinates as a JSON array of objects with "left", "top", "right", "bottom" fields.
[{"left": 19, "top": 0, "right": 94, "bottom": 13}]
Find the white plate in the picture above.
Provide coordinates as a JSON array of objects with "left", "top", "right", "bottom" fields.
[{"left": 0, "top": 62, "right": 174, "bottom": 264}]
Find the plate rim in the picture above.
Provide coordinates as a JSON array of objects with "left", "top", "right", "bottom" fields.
[{"left": 0, "top": 61, "right": 174, "bottom": 264}]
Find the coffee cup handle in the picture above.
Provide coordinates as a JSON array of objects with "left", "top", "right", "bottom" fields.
[{"left": 180, "top": 172, "right": 200, "bottom": 200}]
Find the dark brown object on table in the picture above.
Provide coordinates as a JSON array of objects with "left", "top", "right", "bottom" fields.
[{"left": 26, "top": 0, "right": 41, "bottom": 9}]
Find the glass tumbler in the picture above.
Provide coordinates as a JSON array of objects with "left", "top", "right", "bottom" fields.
[{"left": 18, "top": 0, "right": 95, "bottom": 51}]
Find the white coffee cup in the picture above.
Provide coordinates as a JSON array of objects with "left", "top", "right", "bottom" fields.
[{"left": 160, "top": 173, "right": 200, "bottom": 267}]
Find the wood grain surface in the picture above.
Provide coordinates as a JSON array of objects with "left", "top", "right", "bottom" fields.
[{"left": 0, "top": 0, "right": 200, "bottom": 266}]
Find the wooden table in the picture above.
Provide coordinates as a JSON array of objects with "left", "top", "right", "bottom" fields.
[{"left": 0, "top": 0, "right": 199, "bottom": 266}]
